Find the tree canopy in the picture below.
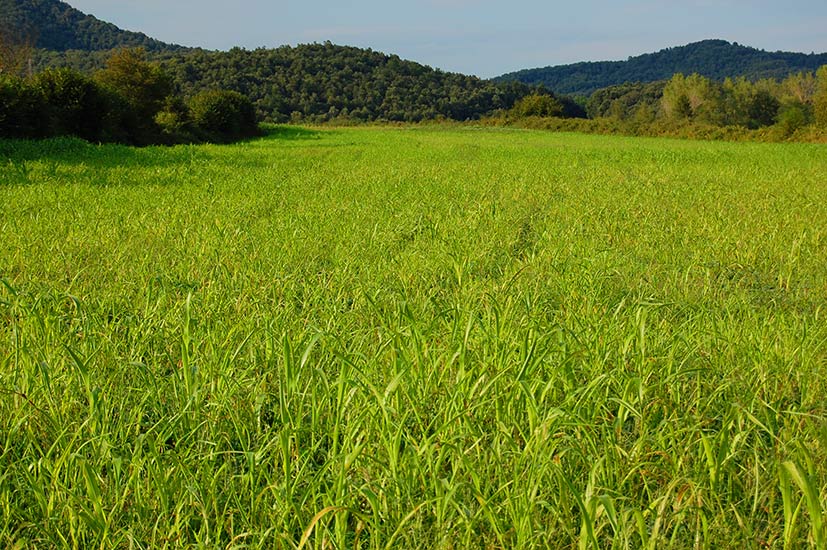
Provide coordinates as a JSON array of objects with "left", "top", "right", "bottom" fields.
[{"left": 496, "top": 40, "right": 827, "bottom": 96}]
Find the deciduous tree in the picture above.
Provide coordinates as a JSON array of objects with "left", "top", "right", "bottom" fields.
[
  {"left": 510, "top": 94, "right": 564, "bottom": 118},
  {"left": 815, "top": 66, "right": 827, "bottom": 128},
  {"left": 0, "top": 23, "right": 36, "bottom": 77}
]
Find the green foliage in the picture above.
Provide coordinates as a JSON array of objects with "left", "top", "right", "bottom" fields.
[
  {"left": 585, "top": 81, "right": 665, "bottom": 119},
  {"left": 664, "top": 73, "right": 718, "bottom": 122},
  {"left": 782, "top": 71, "right": 818, "bottom": 105},
  {"left": 777, "top": 102, "right": 809, "bottom": 136},
  {"left": 0, "top": 47, "right": 257, "bottom": 145},
  {"left": 31, "top": 68, "right": 112, "bottom": 141},
  {"left": 2, "top": 128, "right": 827, "bottom": 547},
  {"left": 747, "top": 89, "right": 781, "bottom": 128},
  {"left": 94, "top": 48, "right": 173, "bottom": 142},
  {"left": 189, "top": 89, "right": 259, "bottom": 142},
  {"left": 33, "top": 41, "right": 582, "bottom": 123},
  {"left": 160, "top": 44, "right": 566, "bottom": 123},
  {"left": 584, "top": 71, "right": 807, "bottom": 135},
  {"left": 716, "top": 77, "right": 782, "bottom": 128},
  {"left": 5, "top": 0, "right": 578, "bottom": 124},
  {"left": 154, "top": 95, "right": 195, "bottom": 143},
  {"left": 0, "top": 0, "right": 182, "bottom": 52},
  {"left": 509, "top": 93, "right": 564, "bottom": 118},
  {"left": 497, "top": 39, "right": 827, "bottom": 96},
  {"left": 0, "top": 73, "right": 44, "bottom": 138},
  {"left": 815, "top": 66, "right": 827, "bottom": 128},
  {"left": 0, "top": 14, "right": 36, "bottom": 77}
]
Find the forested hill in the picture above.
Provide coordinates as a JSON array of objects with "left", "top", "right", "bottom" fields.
[
  {"left": 32, "top": 41, "right": 564, "bottom": 123},
  {"left": 0, "top": 0, "right": 183, "bottom": 51},
  {"left": 9, "top": 0, "right": 579, "bottom": 122},
  {"left": 154, "top": 44, "right": 558, "bottom": 122},
  {"left": 496, "top": 40, "right": 827, "bottom": 96}
]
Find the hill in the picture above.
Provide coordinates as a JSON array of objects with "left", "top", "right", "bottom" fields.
[
  {"left": 153, "top": 44, "right": 584, "bottom": 123},
  {"left": 496, "top": 40, "right": 827, "bottom": 96},
  {"left": 0, "top": 0, "right": 184, "bottom": 52},
  {"left": 5, "top": 0, "right": 581, "bottom": 122}
]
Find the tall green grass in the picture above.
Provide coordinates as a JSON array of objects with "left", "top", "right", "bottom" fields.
[{"left": 1, "top": 127, "right": 826, "bottom": 548}]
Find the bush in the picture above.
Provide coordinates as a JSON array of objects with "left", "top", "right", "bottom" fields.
[
  {"left": 154, "top": 95, "right": 197, "bottom": 144},
  {"left": 1, "top": 48, "right": 260, "bottom": 146},
  {"left": 776, "top": 103, "right": 809, "bottom": 136},
  {"left": 510, "top": 94, "right": 564, "bottom": 118},
  {"left": 0, "top": 74, "right": 46, "bottom": 139},
  {"left": 31, "top": 69, "right": 112, "bottom": 142},
  {"left": 95, "top": 49, "right": 175, "bottom": 144},
  {"left": 815, "top": 66, "right": 827, "bottom": 129},
  {"left": 747, "top": 89, "right": 780, "bottom": 129},
  {"left": 189, "top": 90, "right": 259, "bottom": 142}
]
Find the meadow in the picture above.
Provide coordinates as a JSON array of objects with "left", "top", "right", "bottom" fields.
[{"left": 1, "top": 126, "right": 826, "bottom": 549}]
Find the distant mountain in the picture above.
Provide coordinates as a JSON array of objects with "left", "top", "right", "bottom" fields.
[
  {"left": 496, "top": 40, "right": 827, "bottom": 96},
  {"left": 0, "top": 0, "right": 184, "bottom": 52}
]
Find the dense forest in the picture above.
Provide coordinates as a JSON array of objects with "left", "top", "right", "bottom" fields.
[
  {"left": 155, "top": 45, "right": 587, "bottom": 123},
  {"left": 0, "top": 0, "right": 182, "bottom": 52},
  {"left": 494, "top": 68, "right": 827, "bottom": 143},
  {"left": 2, "top": 0, "right": 826, "bottom": 142},
  {"left": 4, "top": 0, "right": 580, "bottom": 123},
  {"left": 583, "top": 69, "right": 827, "bottom": 127},
  {"left": 32, "top": 44, "right": 583, "bottom": 123},
  {"left": 1, "top": 48, "right": 261, "bottom": 145},
  {"left": 496, "top": 40, "right": 827, "bottom": 96}
]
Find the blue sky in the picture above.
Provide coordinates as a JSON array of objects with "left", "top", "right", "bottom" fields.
[{"left": 68, "top": 1, "right": 827, "bottom": 78}]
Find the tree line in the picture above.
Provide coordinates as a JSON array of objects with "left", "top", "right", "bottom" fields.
[
  {"left": 575, "top": 68, "right": 827, "bottom": 138},
  {"left": 495, "top": 40, "right": 827, "bottom": 96},
  {"left": 1, "top": 48, "right": 260, "bottom": 145},
  {"left": 33, "top": 42, "right": 585, "bottom": 124}
]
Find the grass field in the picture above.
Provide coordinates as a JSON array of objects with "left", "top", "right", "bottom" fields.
[{"left": 1, "top": 126, "right": 826, "bottom": 549}]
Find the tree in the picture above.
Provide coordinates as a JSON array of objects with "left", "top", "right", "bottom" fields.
[
  {"left": 781, "top": 72, "right": 817, "bottom": 105},
  {"left": 747, "top": 89, "right": 780, "bottom": 128},
  {"left": 509, "top": 94, "right": 563, "bottom": 118},
  {"left": 662, "top": 73, "right": 716, "bottom": 121},
  {"left": 815, "top": 66, "right": 827, "bottom": 128},
  {"left": 0, "top": 23, "right": 36, "bottom": 77},
  {"left": 777, "top": 103, "right": 808, "bottom": 136},
  {"left": 662, "top": 74, "right": 692, "bottom": 119},
  {"left": 189, "top": 89, "right": 259, "bottom": 142},
  {"left": 95, "top": 48, "right": 173, "bottom": 142},
  {"left": 154, "top": 95, "right": 195, "bottom": 142},
  {"left": 0, "top": 74, "right": 45, "bottom": 138},
  {"left": 719, "top": 77, "right": 754, "bottom": 126},
  {"left": 32, "top": 68, "right": 112, "bottom": 141}
]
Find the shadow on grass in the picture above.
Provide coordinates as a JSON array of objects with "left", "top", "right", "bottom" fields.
[
  {"left": 0, "top": 137, "right": 212, "bottom": 177},
  {"left": 0, "top": 125, "right": 331, "bottom": 183},
  {"left": 259, "top": 124, "right": 325, "bottom": 141}
]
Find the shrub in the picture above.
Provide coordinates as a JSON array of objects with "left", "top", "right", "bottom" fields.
[
  {"left": 776, "top": 103, "right": 809, "bottom": 136},
  {"left": 747, "top": 89, "right": 780, "bottom": 128},
  {"left": 0, "top": 74, "right": 45, "bottom": 138},
  {"left": 154, "top": 95, "right": 196, "bottom": 144},
  {"left": 31, "top": 69, "right": 112, "bottom": 141},
  {"left": 95, "top": 49, "right": 173, "bottom": 120},
  {"left": 815, "top": 66, "right": 827, "bottom": 129},
  {"left": 510, "top": 94, "right": 564, "bottom": 118},
  {"left": 95, "top": 48, "right": 174, "bottom": 144},
  {"left": 189, "top": 90, "right": 259, "bottom": 142}
]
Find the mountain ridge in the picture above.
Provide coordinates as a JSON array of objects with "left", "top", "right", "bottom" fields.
[
  {"left": 7, "top": 0, "right": 826, "bottom": 99},
  {"left": 0, "top": 0, "right": 185, "bottom": 52},
  {"left": 495, "top": 40, "right": 827, "bottom": 96},
  {"left": 6, "top": 0, "right": 571, "bottom": 123}
]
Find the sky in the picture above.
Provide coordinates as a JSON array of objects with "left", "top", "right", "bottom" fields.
[{"left": 67, "top": 1, "right": 827, "bottom": 78}]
